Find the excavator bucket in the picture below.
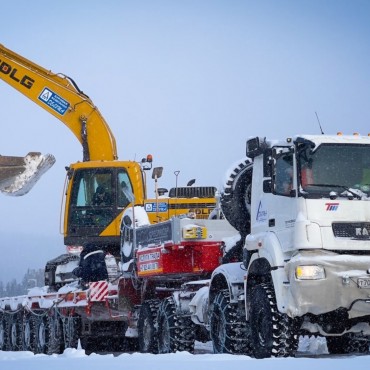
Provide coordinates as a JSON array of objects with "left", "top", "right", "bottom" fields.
[{"left": 0, "top": 152, "right": 56, "bottom": 196}]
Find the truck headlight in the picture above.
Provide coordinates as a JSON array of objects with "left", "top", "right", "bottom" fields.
[{"left": 295, "top": 265, "right": 325, "bottom": 280}]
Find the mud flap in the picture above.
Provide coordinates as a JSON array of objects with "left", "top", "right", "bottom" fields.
[{"left": 0, "top": 152, "right": 55, "bottom": 196}]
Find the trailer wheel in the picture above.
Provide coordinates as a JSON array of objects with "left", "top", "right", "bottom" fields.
[
  {"left": 326, "top": 334, "right": 369, "bottom": 354},
  {"left": 0, "top": 314, "right": 8, "bottom": 351},
  {"left": 36, "top": 309, "right": 64, "bottom": 354},
  {"left": 7, "top": 312, "right": 23, "bottom": 351},
  {"left": 63, "top": 315, "right": 80, "bottom": 349},
  {"left": 138, "top": 300, "right": 160, "bottom": 353},
  {"left": 36, "top": 313, "right": 51, "bottom": 354},
  {"left": 250, "top": 283, "right": 298, "bottom": 358},
  {"left": 210, "top": 290, "right": 252, "bottom": 355},
  {"left": 23, "top": 313, "right": 38, "bottom": 352},
  {"left": 48, "top": 309, "right": 64, "bottom": 354},
  {"left": 157, "top": 296, "right": 195, "bottom": 353}
]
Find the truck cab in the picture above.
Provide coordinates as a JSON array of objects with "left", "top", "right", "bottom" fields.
[
  {"left": 247, "top": 134, "right": 370, "bottom": 258},
  {"left": 243, "top": 134, "right": 370, "bottom": 356}
]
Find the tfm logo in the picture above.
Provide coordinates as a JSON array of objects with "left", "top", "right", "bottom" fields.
[{"left": 325, "top": 203, "right": 339, "bottom": 211}]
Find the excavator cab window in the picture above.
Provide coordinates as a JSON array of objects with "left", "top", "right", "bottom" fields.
[
  {"left": 68, "top": 169, "right": 115, "bottom": 231},
  {"left": 118, "top": 171, "right": 133, "bottom": 208}
]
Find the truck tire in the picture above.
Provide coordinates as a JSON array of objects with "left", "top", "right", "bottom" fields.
[
  {"left": 210, "top": 290, "right": 252, "bottom": 355},
  {"left": 250, "top": 283, "right": 298, "bottom": 358},
  {"left": 157, "top": 296, "right": 195, "bottom": 353},
  {"left": 138, "top": 299, "right": 160, "bottom": 353},
  {"left": 7, "top": 312, "right": 22, "bottom": 351},
  {"left": 220, "top": 158, "right": 252, "bottom": 234},
  {"left": 63, "top": 315, "right": 80, "bottom": 349},
  {"left": 22, "top": 313, "right": 38, "bottom": 352},
  {"left": 326, "top": 334, "right": 369, "bottom": 354}
]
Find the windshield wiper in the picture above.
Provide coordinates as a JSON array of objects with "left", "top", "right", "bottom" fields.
[{"left": 304, "top": 183, "right": 362, "bottom": 199}]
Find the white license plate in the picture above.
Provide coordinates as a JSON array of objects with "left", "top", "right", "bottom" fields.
[{"left": 358, "top": 277, "right": 370, "bottom": 288}]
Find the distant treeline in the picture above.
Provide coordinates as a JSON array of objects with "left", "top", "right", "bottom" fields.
[{"left": 0, "top": 268, "right": 44, "bottom": 298}]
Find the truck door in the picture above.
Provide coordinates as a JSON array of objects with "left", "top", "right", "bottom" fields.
[{"left": 269, "top": 148, "right": 297, "bottom": 251}]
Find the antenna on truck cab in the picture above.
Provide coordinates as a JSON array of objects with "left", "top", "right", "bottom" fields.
[{"left": 315, "top": 111, "right": 325, "bottom": 134}]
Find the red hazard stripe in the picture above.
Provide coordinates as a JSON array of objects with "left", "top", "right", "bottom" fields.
[
  {"left": 89, "top": 281, "right": 108, "bottom": 301},
  {"left": 90, "top": 285, "right": 107, "bottom": 301}
]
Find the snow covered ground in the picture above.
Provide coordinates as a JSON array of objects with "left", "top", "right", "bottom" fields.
[{"left": 1, "top": 338, "right": 369, "bottom": 370}]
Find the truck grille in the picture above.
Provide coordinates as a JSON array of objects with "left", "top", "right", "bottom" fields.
[{"left": 332, "top": 222, "right": 370, "bottom": 239}]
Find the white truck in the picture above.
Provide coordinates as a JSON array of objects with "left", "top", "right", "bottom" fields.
[{"left": 164, "top": 133, "right": 370, "bottom": 358}]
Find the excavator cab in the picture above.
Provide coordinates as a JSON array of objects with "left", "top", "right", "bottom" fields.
[{"left": 63, "top": 161, "right": 145, "bottom": 250}]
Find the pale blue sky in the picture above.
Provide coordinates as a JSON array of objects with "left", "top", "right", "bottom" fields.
[{"left": 1, "top": 0, "right": 370, "bottom": 281}]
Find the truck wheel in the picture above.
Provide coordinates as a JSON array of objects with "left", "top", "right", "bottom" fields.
[
  {"left": 138, "top": 300, "right": 160, "bottom": 353},
  {"left": 7, "top": 312, "right": 23, "bottom": 351},
  {"left": 63, "top": 315, "right": 80, "bottom": 349},
  {"left": 210, "top": 290, "right": 252, "bottom": 355},
  {"left": 22, "top": 313, "right": 38, "bottom": 352},
  {"left": 250, "top": 283, "right": 298, "bottom": 358},
  {"left": 327, "top": 334, "right": 369, "bottom": 354},
  {"left": 157, "top": 296, "right": 195, "bottom": 353}
]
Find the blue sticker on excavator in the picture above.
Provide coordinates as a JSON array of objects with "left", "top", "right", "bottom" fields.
[
  {"left": 145, "top": 202, "right": 168, "bottom": 212},
  {"left": 38, "top": 87, "right": 70, "bottom": 115}
]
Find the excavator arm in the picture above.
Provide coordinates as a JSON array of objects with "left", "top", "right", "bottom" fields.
[{"left": 0, "top": 44, "right": 117, "bottom": 161}]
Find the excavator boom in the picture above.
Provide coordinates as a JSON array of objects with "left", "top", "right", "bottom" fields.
[
  {"left": 0, "top": 152, "right": 55, "bottom": 196},
  {"left": 0, "top": 44, "right": 117, "bottom": 161}
]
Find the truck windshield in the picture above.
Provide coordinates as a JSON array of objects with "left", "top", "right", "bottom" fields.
[{"left": 298, "top": 144, "right": 370, "bottom": 197}]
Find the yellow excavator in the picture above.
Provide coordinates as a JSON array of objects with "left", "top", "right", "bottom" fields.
[{"left": 0, "top": 44, "right": 217, "bottom": 285}]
